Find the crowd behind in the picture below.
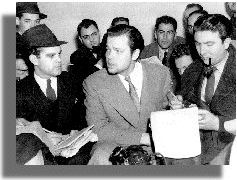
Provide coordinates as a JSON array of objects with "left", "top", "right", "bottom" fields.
[{"left": 16, "top": 2, "right": 236, "bottom": 165}]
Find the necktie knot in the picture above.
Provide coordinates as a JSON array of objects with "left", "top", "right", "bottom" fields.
[
  {"left": 124, "top": 76, "right": 132, "bottom": 83},
  {"left": 47, "top": 78, "right": 51, "bottom": 86},
  {"left": 204, "top": 66, "right": 217, "bottom": 78},
  {"left": 46, "top": 79, "right": 56, "bottom": 101}
]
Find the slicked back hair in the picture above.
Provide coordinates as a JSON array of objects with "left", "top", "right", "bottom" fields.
[
  {"left": 107, "top": 24, "right": 144, "bottom": 53},
  {"left": 194, "top": 14, "right": 233, "bottom": 42},
  {"left": 155, "top": 15, "right": 177, "bottom": 32},
  {"left": 77, "top": 19, "right": 99, "bottom": 37}
]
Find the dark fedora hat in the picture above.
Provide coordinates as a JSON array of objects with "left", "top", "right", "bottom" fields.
[
  {"left": 22, "top": 24, "right": 67, "bottom": 48},
  {"left": 16, "top": 2, "right": 47, "bottom": 19}
]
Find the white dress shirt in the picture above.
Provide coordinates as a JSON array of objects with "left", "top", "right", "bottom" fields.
[
  {"left": 34, "top": 73, "right": 58, "bottom": 98},
  {"left": 118, "top": 62, "right": 143, "bottom": 100},
  {"left": 201, "top": 52, "right": 229, "bottom": 102},
  {"left": 158, "top": 47, "right": 168, "bottom": 61}
]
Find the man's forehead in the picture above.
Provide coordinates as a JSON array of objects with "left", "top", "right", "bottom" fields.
[
  {"left": 157, "top": 23, "right": 174, "bottom": 31},
  {"left": 40, "top": 46, "right": 61, "bottom": 53},
  {"left": 81, "top": 25, "right": 98, "bottom": 35},
  {"left": 195, "top": 30, "right": 220, "bottom": 40},
  {"left": 21, "top": 13, "right": 40, "bottom": 19},
  {"left": 107, "top": 35, "right": 129, "bottom": 47}
]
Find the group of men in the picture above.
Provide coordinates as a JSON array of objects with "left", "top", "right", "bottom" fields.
[{"left": 16, "top": 2, "right": 235, "bottom": 165}]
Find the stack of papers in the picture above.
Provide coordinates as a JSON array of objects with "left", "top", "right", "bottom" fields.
[{"left": 150, "top": 107, "right": 201, "bottom": 158}]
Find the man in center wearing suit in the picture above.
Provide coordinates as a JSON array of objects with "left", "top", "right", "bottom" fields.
[{"left": 83, "top": 24, "right": 172, "bottom": 165}]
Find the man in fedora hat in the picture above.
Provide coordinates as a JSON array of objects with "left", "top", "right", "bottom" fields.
[
  {"left": 16, "top": 2, "right": 47, "bottom": 35},
  {"left": 16, "top": 2, "right": 47, "bottom": 81},
  {"left": 16, "top": 24, "right": 96, "bottom": 165}
]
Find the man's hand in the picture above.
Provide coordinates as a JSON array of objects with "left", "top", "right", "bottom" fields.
[
  {"left": 198, "top": 109, "right": 219, "bottom": 131},
  {"left": 60, "top": 130, "right": 98, "bottom": 158},
  {"left": 169, "top": 94, "right": 184, "bottom": 110}
]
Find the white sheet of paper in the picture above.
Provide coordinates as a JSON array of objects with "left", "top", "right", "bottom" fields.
[{"left": 150, "top": 107, "right": 201, "bottom": 158}]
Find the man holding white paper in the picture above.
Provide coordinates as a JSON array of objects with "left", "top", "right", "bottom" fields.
[{"left": 170, "top": 14, "right": 236, "bottom": 165}]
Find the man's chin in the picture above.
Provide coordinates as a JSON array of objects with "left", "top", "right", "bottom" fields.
[{"left": 107, "top": 68, "right": 117, "bottom": 75}]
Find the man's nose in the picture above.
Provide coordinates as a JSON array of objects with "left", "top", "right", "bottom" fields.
[
  {"left": 163, "top": 32, "right": 168, "bottom": 39},
  {"left": 199, "top": 45, "right": 207, "bottom": 56},
  {"left": 89, "top": 35, "right": 94, "bottom": 42}
]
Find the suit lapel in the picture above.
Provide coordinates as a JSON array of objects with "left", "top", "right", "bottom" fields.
[
  {"left": 57, "top": 74, "right": 76, "bottom": 122},
  {"left": 31, "top": 76, "right": 51, "bottom": 106},
  {"left": 140, "top": 65, "right": 152, "bottom": 118},
  {"left": 212, "top": 50, "right": 235, "bottom": 103},
  {"left": 102, "top": 75, "right": 140, "bottom": 127}
]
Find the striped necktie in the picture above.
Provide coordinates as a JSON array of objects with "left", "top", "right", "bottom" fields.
[
  {"left": 204, "top": 67, "right": 217, "bottom": 105},
  {"left": 162, "top": 51, "right": 168, "bottom": 66},
  {"left": 125, "top": 76, "right": 140, "bottom": 112},
  {"left": 46, "top": 79, "right": 56, "bottom": 101}
]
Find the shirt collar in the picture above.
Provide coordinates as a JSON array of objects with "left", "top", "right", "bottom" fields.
[
  {"left": 214, "top": 51, "right": 229, "bottom": 74},
  {"left": 34, "top": 73, "right": 57, "bottom": 85}
]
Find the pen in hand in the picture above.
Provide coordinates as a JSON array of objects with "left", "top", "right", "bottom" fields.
[
  {"left": 168, "top": 90, "right": 184, "bottom": 109},
  {"left": 168, "top": 90, "right": 179, "bottom": 102}
]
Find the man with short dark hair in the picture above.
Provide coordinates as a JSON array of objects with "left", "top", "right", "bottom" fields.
[
  {"left": 16, "top": 2, "right": 47, "bottom": 79},
  {"left": 16, "top": 24, "right": 96, "bottom": 165},
  {"left": 16, "top": 2, "right": 47, "bottom": 36},
  {"left": 140, "top": 15, "right": 185, "bottom": 67},
  {"left": 83, "top": 24, "right": 173, "bottom": 165},
  {"left": 70, "top": 19, "right": 103, "bottom": 81},
  {"left": 183, "top": 3, "right": 203, "bottom": 35},
  {"left": 139, "top": 15, "right": 185, "bottom": 92},
  {"left": 172, "top": 14, "right": 236, "bottom": 165},
  {"left": 111, "top": 17, "right": 129, "bottom": 27}
]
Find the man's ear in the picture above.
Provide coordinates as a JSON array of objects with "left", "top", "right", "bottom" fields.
[
  {"left": 224, "top": 38, "right": 232, "bottom": 49},
  {"left": 16, "top": 17, "right": 20, "bottom": 26},
  {"left": 132, "top": 49, "right": 140, "bottom": 61},
  {"left": 154, "top": 30, "right": 157, "bottom": 40},
  {"left": 78, "top": 35, "right": 83, "bottom": 43},
  {"left": 174, "top": 32, "right": 177, "bottom": 40},
  {"left": 29, "top": 54, "right": 38, "bottom": 66}
]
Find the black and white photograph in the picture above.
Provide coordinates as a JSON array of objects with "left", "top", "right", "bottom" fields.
[{"left": 1, "top": 1, "right": 236, "bottom": 179}]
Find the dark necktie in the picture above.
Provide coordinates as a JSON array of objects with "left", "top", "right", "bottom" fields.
[
  {"left": 204, "top": 67, "right": 217, "bottom": 105},
  {"left": 46, "top": 79, "right": 56, "bottom": 101},
  {"left": 162, "top": 51, "right": 168, "bottom": 66},
  {"left": 125, "top": 76, "right": 140, "bottom": 112}
]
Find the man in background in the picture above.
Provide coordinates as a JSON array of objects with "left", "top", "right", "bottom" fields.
[
  {"left": 139, "top": 15, "right": 185, "bottom": 92},
  {"left": 70, "top": 19, "right": 103, "bottom": 80}
]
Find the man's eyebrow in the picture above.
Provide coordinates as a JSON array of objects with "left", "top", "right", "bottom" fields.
[
  {"left": 204, "top": 41, "right": 215, "bottom": 44},
  {"left": 46, "top": 53, "right": 56, "bottom": 56}
]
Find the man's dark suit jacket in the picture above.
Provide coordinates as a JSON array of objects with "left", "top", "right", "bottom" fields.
[
  {"left": 16, "top": 72, "right": 92, "bottom": 164},
  {"left": 70, "top": 43, "right": 102, "bottom": 83},
  {"left": 179, "top": 45, "right": 236, "bottom": 164}
]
